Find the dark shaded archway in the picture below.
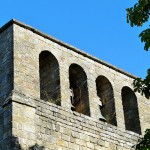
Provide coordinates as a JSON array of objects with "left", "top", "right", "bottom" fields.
[
  {"left": 96, "top": 76, "right": 117, "bottom": 126},
  {"left": 69, "top": 64, "right": 90, "bottom": 116},
  {"left": 39, "top": 51, "right": 61, "bottom": 105},
  {"left": 122, "top": 86, "right": 141, "bottom": 134}
]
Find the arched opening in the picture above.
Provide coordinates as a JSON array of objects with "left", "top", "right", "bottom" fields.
[
  {"left": 39, "top": 51, "right": 61, "bottom": 105},
  {"left": 96, "top": 76, "right": 117, "bottom": 126},
  {"left": 122, "top": 86, "right": 141, "bottom": 134},
  {"left": 69, "top": 64, "right": 90, "bottom": 116}
]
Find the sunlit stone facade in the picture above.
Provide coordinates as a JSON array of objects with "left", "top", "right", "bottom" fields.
[{"left": 0, "top": 19, "right": 150, "bottom": 150}]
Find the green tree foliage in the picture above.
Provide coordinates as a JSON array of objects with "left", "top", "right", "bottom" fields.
[
  {"left": 133, "top": 69, "right": 150, "bottom": 99},
  {"left": 126, "top": 0, "right": 150, "bottom": 99},
  {"left": 126, "top": 1, "right": 150, "bottom": 150},
  {"left": 126, "top": 0, "right": 150, "bottom": 51},
  {"left": 134, "top": 129, "right": 150, "bottom": 150}
]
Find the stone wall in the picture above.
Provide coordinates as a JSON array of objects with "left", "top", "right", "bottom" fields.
[
  {"left": 0, "top": 25, "right": 13, "bottom": 103},
  {"left": 11, "top": 93, "right": 140, "bottom": 150},
  {"left": 0, "top": 20, "right": 150, "bottom": 149},
  {"left": 0, "top": 25, "right": 13, "bottom": 148}
]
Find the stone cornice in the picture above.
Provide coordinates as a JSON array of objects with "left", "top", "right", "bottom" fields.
[
  {"left": 3, "top": 90, "right": 36, "bottom": 108},
  {"left": 0, "top": 19, "right": 137, "bottom": 79}
]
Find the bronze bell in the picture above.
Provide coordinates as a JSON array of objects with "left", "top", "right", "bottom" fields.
[
  {"left": 99, "top": 109, "right": 106, "bottom": 122},
  {"left": 96, "top": 98, "right": 106, "bottom": 122}
]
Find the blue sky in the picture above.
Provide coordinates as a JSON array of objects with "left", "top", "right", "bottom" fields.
[{"left": 0, "top": 0, "right": 149, "bottom": 78}]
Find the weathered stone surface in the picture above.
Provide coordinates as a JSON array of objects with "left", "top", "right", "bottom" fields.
[{"left": 0, "top": 19, "right": 150, "bottom": 149}]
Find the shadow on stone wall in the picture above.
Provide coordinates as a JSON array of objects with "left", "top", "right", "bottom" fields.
[{"left": 12, "top": 136, "right": 45, "bottom": 150}]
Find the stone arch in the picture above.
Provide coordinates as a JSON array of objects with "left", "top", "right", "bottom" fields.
[
  {"left": 121, "top": 86, "right": 141, "bottom": 134},
  {"left": 69, "top": 63, "right": 90, "bottom": 116},
  {"left": 96, "top": 75, "right": 117, "bottom": 126},
  {"left": 39, "top": 51, "right": 61, "bottom": 105}
]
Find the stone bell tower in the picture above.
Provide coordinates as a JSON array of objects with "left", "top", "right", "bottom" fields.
[{"left": 0, "top": 19, "right": 150, "bottom": 150}]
